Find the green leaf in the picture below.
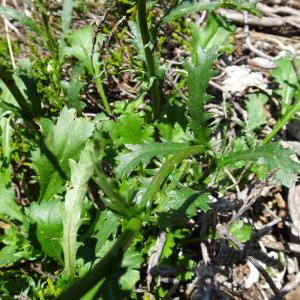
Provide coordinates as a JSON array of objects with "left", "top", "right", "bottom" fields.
[
  {"left": 161, "top": 232, "right": 175, "bottom": 259},
  {"left": 61, "top": 0, "right": 74, "bottom": 37},
  {"left": 270, "top": 55, "right": 300, "bottom": 114},
  {"left": 109, "top": 114, "right": 154, "bottom": 146},
  {"left": 0, "top": 6, "right": 46, "bottom": 38},
  {"left": 95, "top": 243, "right": 144, "bottom": 299},
  {"left": 63, "top": 26, "right": 104, "bottom": 75},
  {"left": 246, "top": 93, "right": 268, "bottom": 132},
  {"left": 156, "top": 122, "right": 188, "bottom": 142},
  {"left": 190, "top": 15, "right": 234, "bottom": 52},
  {"left": 20, "top": 74, "right": 42, "bottom": 117},
  {"left": 62, "top": 143, "right": 95, "bottom": 278},
  {"left": 119, "top": 249, "right": 144, "bottom": 290},
  {"left": 0, "top": 168, "right": 25, "bottom": 222},
  {"left": 0, "top": 79, "right": 16, "bottom": 105},
  {"left": 26, "top": 201, "right": 63, "bottom": 264},
  {"left": 0, "top": 184, "right": 23, "bottom": 222},
  {"left": 128, "top": 21, "right": 146, "bottom": 62},
  {"left": 57, "top": 218, "right": 141, "bottom": 299},
  {"left": 138, "top": 145, "right": 205, "bottom": 209},
  {"left": 61, "top": 64, "right": 86, "bottom": 113},
  {"left": 222, "top": 0, "right": 259, "bottom": 12},
  {"left": 94, "top": 210, "right": 119, "bottom": 253},
  {"left": 116, "top": 142, "right": 192, "bottom": 179},
  {"left": 59, "top": 0, "right": 74, "bottom": 62},
  {"left": 163, "top": 0, "right": 222, "bottom": 23},
  {"left": 166, "top": 186, "right": 210, "bottom": 217},
  {"left": 187, "top": 47, "right": 218, "bottom": 145},
  {"left": 218, "top": 142, "right": 300, "bottom": 188},
  {"left": 230, "top": 220, "right": 252, "bottom": 243},
  {"left": 0, "top": 114, "right": 12, "bottom": 161},
  {"left": 0, "top": 226, "right": 33, "bottom": 267},
  {"left": 32, "top": 107, "right": 94, "bottom": 201},
  {"left": 0, "top": 68, "right": 41, "bottom": 119},
  {"left": 162, "top": 0, "right": 259, "bottom": 23},
  {"left": 96, "top": 265, "right": 129, "bottom": 299},
  {"left": 0, "top": 245, "right": 19, "bottom": 267}
]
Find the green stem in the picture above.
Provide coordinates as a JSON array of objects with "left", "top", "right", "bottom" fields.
[
  {"left": 95, "top": 77, "right": 111, "bottom": 114},
  {"left": 57, "top": 218, "right": 141, "bottom": 300},
  {"left": 140, "top": 145, "right": 205, "bottom": 210},
  {"left": 262, "top": 98, "right": 300, "bottom": 145},
  {"left": 136, "top": 0, "right": 164, "bottom": 120},
  {"left": 41, "top": 12, "right": 57, "bottom": 60}
]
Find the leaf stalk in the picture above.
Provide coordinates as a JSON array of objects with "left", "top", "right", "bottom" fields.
[
  {"left": 140, "top": 145, "right": 205, "bottom": 210},
  {"left": 136, "top": 0, "right": 164, "bottom": 120},
  {"left": 95, "top": 77, "right": 111, "bottom": 113},
  {"left": 262, "top": 96, "right": 300, "bottom": 145}
]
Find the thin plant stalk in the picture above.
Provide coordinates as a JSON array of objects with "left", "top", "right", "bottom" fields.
[
  {"left": 263, "top": 56, "right": 300, "bottom": 145},
  {"left": 41, "top": 12, "right": 58, "bottom": 60},
  {"left": 140, "top": 145, "right": 205, "bottom": 209},
  {"left": 95, "top": 76, "right": 111, "bottom": 113},
  {"left": 136, "top": 0, "right": 164, "bottom": 120},
  {"left": 2, "top": 0, "right": 16, "bottom": 69},
  {"left": 262, "top": 97, "right": 300, "bottom": 145}
]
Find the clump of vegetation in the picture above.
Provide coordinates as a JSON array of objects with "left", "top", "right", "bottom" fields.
[{"left": 0, "top": 0, "right": 300, "bottom": 299}]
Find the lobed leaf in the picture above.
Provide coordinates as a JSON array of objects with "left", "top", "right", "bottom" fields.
[
  {"left": 61, "top": 0, "right": 74, "bottom": 38},
  {"left": 162, "top": 0, "right": 259, "bottom": 24},
  {"left": 95, "top": 244, "right": 143, "bottom": 293},
  {"left": 109, "top": 113, "right": 154, "bottom": 146},
  {"left": 119, "top": 249, "right": 144, "bottom": 291},
  {"left": 0, "top": 245, "right": 21, "bottom": 268},
  {"left": 61, "top": 143, "right": 95, "bottom": 278},
  {"left": 128, "top": 21, "right": 146, "bottom": 62},
  {"left": 32, "top": 107, "right": 94, "bottom": 201},
  {"left": 116, "top": 142, "right": 192, "bottom": 179},
  {"left": 26, "top": 201, "right": 64, "bottom": 264},
  {"left": 94, "top": 210, "right": 119, "bottom": 253},
  {"left": 166, "top": 186, "right": 210, "bottom": 217},
  {"left": 190, "top": 15, "right": 235, "bottom": 52},
  {"left": 0, "top": 226, "right": 33, "bottom": 268},
  {"left": 0, "top": 68, "right": 42, "bottom": 119},
  {"left": 218, "top": 142, "right": 300, "bottom": 188},
  {"left": 187, "top": 47, "right": 218, "bottom": 145},
  {"left": 62, "top": 26, "right": 104, "bottom": 75},
  {"left": 61, "top": 64, "right": 86, "bottom": 113},
  {"left": 0, "top": 168, "right": 25, "bottom": 222}
]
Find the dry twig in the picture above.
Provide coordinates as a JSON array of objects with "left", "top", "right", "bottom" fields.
[
  {"left": 217, "top": 224, "right": 281, "bottom": 297},
  {"left": 147, "top": 231, "right": 167, "bottom": 289},
  {"left": 227, "top": 170, "right": 277, "bottom": 229},
  {"left": 2, "top": 0, "right": 16, "bottom": 69}
]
